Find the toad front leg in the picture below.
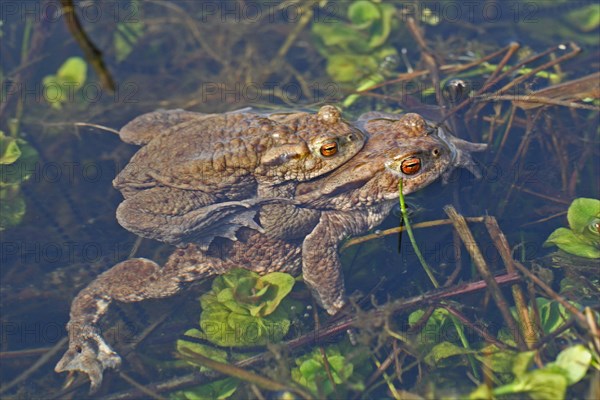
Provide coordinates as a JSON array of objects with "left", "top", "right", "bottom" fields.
[
  {"left": 55, "top": 249, "right": 225, "bottom": 392},
  {"left": 301, "top": 210, "right": 375, "bottom": 315}
]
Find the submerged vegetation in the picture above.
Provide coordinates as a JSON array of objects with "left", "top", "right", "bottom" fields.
[
  {"left": 544, "top": 198, "right": 600, "bottom": 259},
  {"left": 0, "top": 1, "right": 598, "bottom": 399}
]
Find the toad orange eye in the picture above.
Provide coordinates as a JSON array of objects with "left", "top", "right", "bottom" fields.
[
  {"left": 401, "top": 157, "right": 421, "bottom": 175},
  {"left": 320, "top": 142, "right": 338, "bottom": 157}
]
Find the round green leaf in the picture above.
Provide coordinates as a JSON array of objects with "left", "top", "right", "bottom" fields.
[
  {"left": 567, "top": 198, "right": 600, "bottom": 233},
  {"left": 551, "top": 344, "right": 592, "bottom": 385},
  {"left": 544, "top": 227, "right": 600, "bottom": 258},
  {"left": 57, "top": 57, "right": 87, "bottom": 89},
  {"left": 0, "top": 133, "right": 21, "bottom": 165},
  {"left": 348, "top": 1, "right": 381, "bottom": 29}
]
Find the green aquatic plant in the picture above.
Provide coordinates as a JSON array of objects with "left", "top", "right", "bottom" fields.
[
  {"left": 172, "top": 377, "right": 238, "bottom": 400},
  {"left": 0, "top": 131, "right": 38, "bottom": 230},
  {"left": 176, "top": 268, "right": 297, "bottom": 357},
  {"left": 42, "top": 57, "right": 87, "bottom": 109},
  {"left": 291, "top": 345, "right": 366, "bottom": 397},
  {"left": 544, "top": 198, "right": 600, "bottom": 259},
  {"left": 312, "top": 0, "right": 399, "bottom": 106},
  {"left": 196, "top": 268, "right": 296, "bottom": 347},
  {"left": 176, "top": 269, "right": 298, "bottom": 399},
  {"left": 114, "top": 0, "right": 144, "bottom": 62},
  {"left": 470, "top": 345, "right": 593, "bottom": 400}
]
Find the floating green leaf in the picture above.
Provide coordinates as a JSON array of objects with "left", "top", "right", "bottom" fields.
[
  {"left": 367, "top": 3, "right": 396, "bottom": 48},
  {"left": 348, "top": 1, "right": 381, "bottom": 29},
  {"left": 568, "top": 198, "right": 600, "bottom": 233},
  {"left": 548, "top": 344, "right": 592, "bottom": 385},
  {"left": 494, "top": 370, "right": 568, "bottom": 400},
  {"left": 177, "top": 378, "right": 238, "bottom": 400},
  {"left": 311, "top": 0, "right": 400, "bottom": 94},
  {"left": 193, "top": 269, "right": 296, "bottom": 347},
  {"left": 511, "top": 350, "right": 535, "bottom": 376},
  {"left": 177, "top": 329, "right": 228, "bottom": 369},
  {"left": 291, "top": 346, "right": 355, "bottom": 397},
  {"left": 42, "top": 56, "right": 87, "bottom": 108},
  {"left": 56, "top": 57, "right": 87, "bottom": 88},
  {"left": 544, "top": 198, "right": 600, "bottom": 258},
  {"left": 424, "top": 341, "right": 474, "bottom": 366},
  {"left": 470, "top": 345, "right": 592, "bottom": 400},
  {"left": 0, "top": 132, "right": 21, "bottom": 165},
  {"left": 0, "top": 133, "right": 38, "bottom": 230},
  {"left": 536, "top": 298, "right": 571, "bottom": 335},
  {"left": 475, "top": 344, "right": 518, "bottom": 379},
  {"left": 0, "top": 137, "right": 38, "bottom": 186},
  {"left": 545, "top": 228, "right": 600, "bottom": 258}
]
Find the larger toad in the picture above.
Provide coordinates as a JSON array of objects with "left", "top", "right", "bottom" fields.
[
  {"left": 113, "top": 106, "right": 365, "bottom": 248},
  {"left": 55, "top": 113, "right": 485, "bottom": 391}
]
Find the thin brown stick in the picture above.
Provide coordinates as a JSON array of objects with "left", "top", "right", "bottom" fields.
[
  {"left": 442, "top": 304, "right": 515, "bottom": 350},
  {"left": 492, "top": 105, "right": 516, "bottom": 165},
  {"left": 360, "top": 344, "right": 401, "bottom": 397},
  {"left": 441, "top": 43, "right": 522, "bottom": 123},
  {"left": 60, "top": 0, "right": 115, "bottom": 91},
  {"left": 0, "top": 337, "right": 68, "bottom": 394},
  {"left": 179, "top": 348, "right": 313, "bottom": 399},
  {"left": 444, "top": 206, "right": 527, "bottom": 350},
  {"left": 493, "top": 43, "right": 582, "bottom": 97},
  {"left": 341, "top": 217, "right": 485, "bottom": 251},
  {"left": 584, "top": 307, "right": 600, "bottom": 354},
  {"left": 480, "top": 94, "right": 600, "bottom": 111},
  {"left": 406, "top": 18, "right": 443, "bottom": 107},
  {"left": 485, "top": 217, "right": 537, "bottom": 347},
  {"left": 510, "top": 260, "right": 588, "bottom": 326},
  {"left": 462, "top": 43, "right": 569, "bottom": 123},
  {"left": 97, "top": 274, "right": 521, "bottom": 400},
  {"left": 118, "top": 372, "right": 167, "bottom": 400}
]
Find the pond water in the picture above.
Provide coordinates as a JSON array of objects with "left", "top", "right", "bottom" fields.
[{"left": 1, "top": 1, "right": 598, "bottom": 398}]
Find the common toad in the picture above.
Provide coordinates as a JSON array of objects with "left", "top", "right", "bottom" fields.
[
  {"left": 113, "top": 106, "right": 365, "bottom": 248},
  {"left": 55, "top": 112, "right": 485, "bottom": 391}
]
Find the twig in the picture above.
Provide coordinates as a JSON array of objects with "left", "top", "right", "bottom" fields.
[
  {"left": 179, "top": 348, "right": 313, "bottom": 399},
  {"left": 118, "top": 372, "right": 167, "bottom": 400},
  {"left": 341, "top": 218, "right": 485, "bottom": 252},
  {"left": 60, "top": 0, "right": 115, "bottom": 91},
  {"left": 511, "top": 260, "right": 589, "bottom": 326},
  {"left": 0, "top": 337, "right": 68, "bottom": 394},
  {"left": 74, "top": 122, "right": 120, "bottom": 135},
  {"left": 406, "top": 18, "right": 443, "bottom": 107},
  {"left": 442, "top": 304, "right": 516, "bottom": 351},
  {"left": 479, "top": 94, "right": 600, "bottom": 111},
  {"left": 444, "top": 206, "right": 527, "bottom": 350},
  {"left": 485, "top": 217, "right": 537, "bottom": 348},
  {"left": 98, "top": 274, "right": 521, "bottom": 400}
]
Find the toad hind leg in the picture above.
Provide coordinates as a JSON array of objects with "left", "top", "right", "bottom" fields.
[
  {"left": 55, "top": 248, "right": 226, "bottom": 392},
  {"left": 116, "top": 187, "right": 264, "bottom": 248}
]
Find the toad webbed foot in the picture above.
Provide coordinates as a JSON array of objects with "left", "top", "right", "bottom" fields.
[
  {"left": 55, "top": 324, "right": 121, "bottom": 393},
  {"left": 55, "top": 253, "right": 231, "bottom": 391}
]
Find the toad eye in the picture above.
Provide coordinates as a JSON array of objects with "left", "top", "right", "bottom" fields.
[
  {"left": 320, "top": 141, "right": 338, "bottom": 157},
  {"left": 401, "top": 157, "right": 421, "bottom": 175}
]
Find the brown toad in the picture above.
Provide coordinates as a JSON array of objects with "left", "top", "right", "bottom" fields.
[
  {"left": 113, "top": 106, "right": 365, "bottom": 248},
  {"left": 55, "top": 113, "right": 485, "bottom": 391}
]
